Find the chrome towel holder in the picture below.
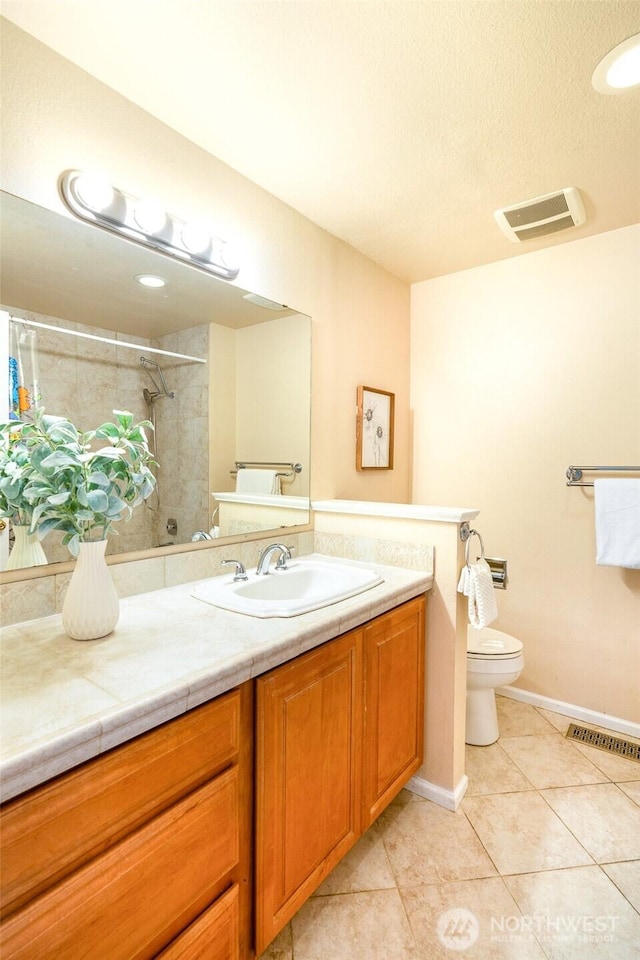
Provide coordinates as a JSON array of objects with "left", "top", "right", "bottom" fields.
[
  {"left": 460, "top": 523, "right": 485, "bottom": 566},
  {"left": 230, "top": 460, "right": 303, "bottom": 479},
  {"left": 460, "top": 523, "right": 508, "bottom": 588},
  {"left": 566, "top": 465, "right": 640, "bottom": 487}
]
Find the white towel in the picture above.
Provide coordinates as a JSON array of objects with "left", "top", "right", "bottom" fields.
[
  {"left": 235, "top": 468, "right": 281, "bottom": 495},
  {"left": 595, "top": 479, "right": 640, "bottom": 569},
  {"left": 457, "top": 559, "right": 498, "bottom": 629}
]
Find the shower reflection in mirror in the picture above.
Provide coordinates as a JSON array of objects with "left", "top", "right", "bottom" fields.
[{"left": 3, "top": 312, "right": 210, "bottom": 566}]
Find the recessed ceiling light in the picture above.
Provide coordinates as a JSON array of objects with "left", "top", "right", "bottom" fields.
[
  {"left": 135, "top": 274, "right": 167, "bottom": 288},
  {"left": 592, "top": 33, "right": 640, "bottom": 94}
]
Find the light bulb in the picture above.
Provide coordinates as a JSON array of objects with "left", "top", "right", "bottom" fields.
[
  {"left": 181, "top": 222, "right": 212, "bottom": 256},
  {"left": 209, "top": 237, "right": 240, "bottom": 273},
  {"left": 133, "top": 199, "right": 170, "bottom": 237},
  {"left": 74, "top": 173, "right": 117, "bottom": 213}
]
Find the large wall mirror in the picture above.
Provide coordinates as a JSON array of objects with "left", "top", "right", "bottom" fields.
[{"left": 1, "top": 190, "right": 311, "bottom": 574}]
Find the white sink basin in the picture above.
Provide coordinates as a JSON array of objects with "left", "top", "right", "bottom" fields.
[{"left": 192, "top": 557, "right": 384, "bottom": 618}]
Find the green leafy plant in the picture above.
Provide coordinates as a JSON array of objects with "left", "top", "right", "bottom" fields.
[
  {"left": 0, "top": 409, "right": 157, "bottom": 556},
  {"left": 0, "top": 422, "right": 36, "bottom": 525}
]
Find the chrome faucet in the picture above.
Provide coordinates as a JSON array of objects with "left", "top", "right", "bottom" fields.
[
  {"left": 256, "top": 543, "right": 292, "bottom": 575},
  {"left": 221, "top": 559, "right": 248, "bottom": 581}
]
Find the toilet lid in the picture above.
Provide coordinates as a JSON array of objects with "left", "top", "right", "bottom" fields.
[{"left": 467, "top": 626, "right": 523, "bottom": 656}]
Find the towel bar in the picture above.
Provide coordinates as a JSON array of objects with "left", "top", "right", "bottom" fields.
[
  {"left": 566, "top": 465, "right": 640, "bottom": 487},
  {"left": 230, "top": 461, "right": 303, "bottom": 479}
]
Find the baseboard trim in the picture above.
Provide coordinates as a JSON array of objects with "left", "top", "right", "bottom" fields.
[
  {"left": 405, "top": 773, "right": 469, "bottom": 811},
  {"left": 497, "top": 685, "right": 640, "bottom": 739}
]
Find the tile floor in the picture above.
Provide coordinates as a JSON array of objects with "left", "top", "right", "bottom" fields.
[{"left": 259, "top": 695, "right": 640, "bottom": 959}]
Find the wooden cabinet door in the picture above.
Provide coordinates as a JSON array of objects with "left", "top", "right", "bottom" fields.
[
  {"left": 255, "top": 629, "right": 362, "bottom": 954},
  {"left": 362, "top": 596, "right": 425, "bottom": 829}
]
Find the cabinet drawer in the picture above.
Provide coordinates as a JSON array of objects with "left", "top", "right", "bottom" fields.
[
  {"left": 158, "top": 885, "right": 239, "bottom": 960},
  {"left": 0, "top": 768, "right": 239, "bottom": 960},
  {"left": 0, "top": 691, "right": 241, "bottom": 917}
]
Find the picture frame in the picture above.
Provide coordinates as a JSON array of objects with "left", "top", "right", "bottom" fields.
[{"left": 356, "top": 385, "right": 395, "bottom": 470}]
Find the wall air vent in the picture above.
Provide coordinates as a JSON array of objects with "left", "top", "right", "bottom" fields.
[{"left": 494, "top": 187, "right": 586, "bottom": 243}]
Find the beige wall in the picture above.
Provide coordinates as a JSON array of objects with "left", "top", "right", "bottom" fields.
[
  {"left": 1, "top": 20, "right": 411, "bottom": 506},
  {"left": 235, "top": 315, "right": 310, "bottom": 498},
  {"left": 411, "top": 224, "right": 640, "bottom": 724}
]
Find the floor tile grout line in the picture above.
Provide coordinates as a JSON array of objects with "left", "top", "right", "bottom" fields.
[
  {"left": 489, "top": 734, "right": 543, "bottom": 791},
  {"left": 392, "top": 879, "right": 421, "bottom": 954},
  {"left": 536, "top": 784, "right": 602, "bottom": 866},
  {"left": 600, "top": 862, "right": 640, "bottom": 919},
  {"left": 501, "top": 729, "right": 615, "bottom": 790},
  {"left": 456, "top": 795, "right": 504, "bottom": 879},
  {"left": 531, "top": 702, "right": 571, "bottom": 733},
  {"left": 499, "top": 872, "right": 555, "bottom": 960}
]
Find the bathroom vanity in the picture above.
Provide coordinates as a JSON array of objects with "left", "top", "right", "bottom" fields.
[{"left": 0, "top": 559, "right": 430, "bottom": 959}]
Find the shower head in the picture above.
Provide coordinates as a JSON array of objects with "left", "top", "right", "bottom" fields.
[{"left": 140, "top": 356, "right": 175, "bottom": 400}]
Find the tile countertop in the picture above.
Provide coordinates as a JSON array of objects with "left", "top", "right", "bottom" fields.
[{"left": 0, "top": 555, "right": 432, "bottom": 803}]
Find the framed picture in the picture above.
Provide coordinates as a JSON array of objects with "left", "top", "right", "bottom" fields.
[{"left": 356, "top": 385, "right": 395, "bottom": 470}]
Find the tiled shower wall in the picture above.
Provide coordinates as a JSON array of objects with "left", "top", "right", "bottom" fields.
[{"left": 149, "top": 324, "right": 210, "bottom": 548}]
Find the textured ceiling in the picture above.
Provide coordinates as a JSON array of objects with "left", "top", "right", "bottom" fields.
[{"left": 2, "top": 0, "right": 639, "bottom": 283}]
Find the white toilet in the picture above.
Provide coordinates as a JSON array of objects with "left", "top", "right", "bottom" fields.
[{"left": 466, "top": 626, "right": 524, "bottom": 746}]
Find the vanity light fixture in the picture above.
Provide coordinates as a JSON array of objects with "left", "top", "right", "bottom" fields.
[
  {"left": 60, "top": 170, "right": 240, "bottom": 280},
  {"left": 592, "top": 33, "right": 640, "bottom": 93}
]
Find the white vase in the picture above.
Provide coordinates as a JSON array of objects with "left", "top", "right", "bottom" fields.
[
  {"left": 62, "top": 540, "right": 120, "bottom": 641},
  {"left": 6, "top": 523, "right": 48, "bottom": 570}
]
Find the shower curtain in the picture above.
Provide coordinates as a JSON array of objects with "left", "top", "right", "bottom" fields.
[{"left": 9, "top": 321, "right": 41, "bottom": 419}]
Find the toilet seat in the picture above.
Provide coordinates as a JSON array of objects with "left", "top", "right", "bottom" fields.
[
  {"left": 466, "top": 625, "right": 524, "bottom": 745},
  {"left": 467, "top": 626, "right": 523, "bottom": 660}
]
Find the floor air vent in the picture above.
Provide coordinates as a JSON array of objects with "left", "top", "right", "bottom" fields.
[{"left": 566, "top": 723, "right": 640, "bottom": 763}]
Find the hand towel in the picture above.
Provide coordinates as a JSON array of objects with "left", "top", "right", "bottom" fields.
[
  {"left": 457, "top": 559, "right": 498, "bottom": 629},
  {"left": 235, "top": 468, "right": 281, "bottom": 495},
  {"left": 595, "top": 479, "right": 640, "bottom": 569}
]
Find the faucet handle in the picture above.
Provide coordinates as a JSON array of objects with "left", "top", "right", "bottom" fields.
[
  {"left": 275, "top": 545, "right": 294, "bottom": 570},
  {"left": 221, "top": 559, "right": 248, "bottom": 581}
]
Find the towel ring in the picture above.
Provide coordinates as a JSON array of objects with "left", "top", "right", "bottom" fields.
[{"left": 464, "top": 529, "right": 485, "bottom": 568}]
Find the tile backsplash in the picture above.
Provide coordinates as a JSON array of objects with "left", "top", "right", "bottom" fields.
[{"left": 0, "top": 529, "right": 434, "bottom": 628}]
